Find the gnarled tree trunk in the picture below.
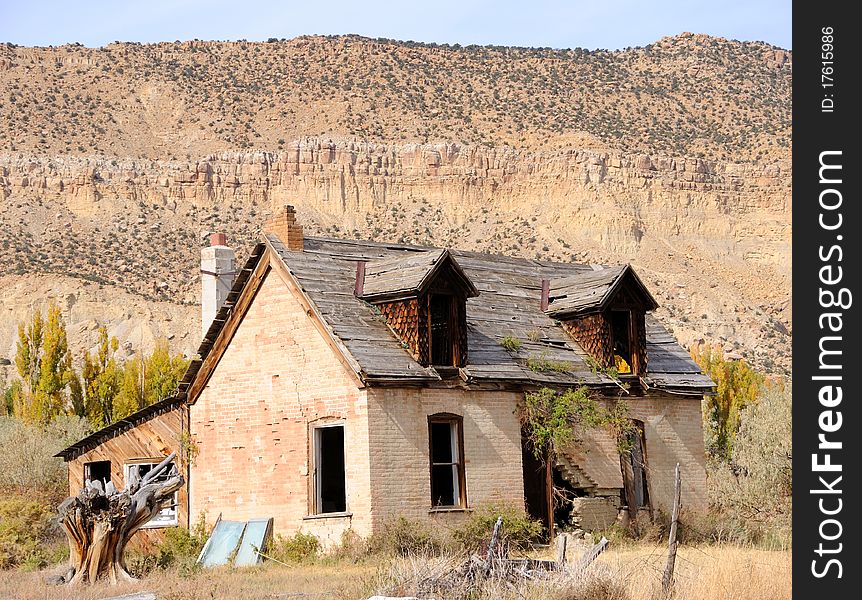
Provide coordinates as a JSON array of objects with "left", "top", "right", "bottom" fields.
[{"left": 58, "top": 452, "right": 184, "bottom": 585}]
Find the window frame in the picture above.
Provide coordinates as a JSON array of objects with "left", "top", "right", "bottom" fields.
[
  {"left": 310, "top": 421, "right": 348, "bottom": 516},
  {"left": 427, "top": 413, "right": 467, "bottom": 509},
  {"left": 123, "top": 457, "right": 179, "bottom": 528},
  {"left": 621, "top": 420, "right": 651, "bottom": 511},
  {"left": 609, "top": 309, "right": 634, "bottom": 373},
  {"left": 84, "top": 460, "right": 112, "bottom": 489}
]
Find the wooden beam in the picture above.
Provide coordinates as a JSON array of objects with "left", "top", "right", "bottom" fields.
[
  {"left": 662, "top": 463, "right": 682, "bottom": 596},
  {"left": 546, "top": 450, "right": 555, "bottom": 541}
]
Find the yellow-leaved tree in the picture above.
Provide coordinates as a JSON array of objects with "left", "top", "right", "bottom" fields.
[
  {"left": 691, "top": 345, "right": 764, "bottom": 461},
  {"left": 113, "top": 339, "right": 189, "bottom": 421},
  {"left": 81, "top": 327, "right": 123, "bottom": 428},
  {"left": 13, "top": 302, "right": 76, "bottom": 424}
]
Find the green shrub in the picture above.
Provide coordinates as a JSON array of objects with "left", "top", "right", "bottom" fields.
[
  {"left": 270, "top": 531, "right": 320, "bottom": 563},
  {"left": 155, "top": 526, "right": 207, "bottom": 568},
  {"left": 327, "top": 528, "right": 367, "bottom": 563},
  {"left": 130, "top": 512, "right": 211, "bottom": 575},
  {"left": 451, "top": 504, "right": 543, "bottom": 552},
  {"left": 707, "top": 385, "right": 792, "bottom": 549},
  {"left": 368, "top": 516, "right": 446, "bottom": 557},
  {"left": 0, "top": 497, "right": 66, "bottom": 570},
  {"left": 500, "top": 335, "right": 522, "bottom": 352},
  {"left": 0, "top": 415, "right": 91, "bottom": 504}
]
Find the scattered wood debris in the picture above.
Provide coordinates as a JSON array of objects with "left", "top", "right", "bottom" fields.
[{"left": 408, "top": 517, "right": 610, "bottom": 598}]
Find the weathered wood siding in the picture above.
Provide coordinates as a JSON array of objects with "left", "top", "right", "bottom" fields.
[{"left": 66, "top": 407, "right": 187, "bottom": 550}]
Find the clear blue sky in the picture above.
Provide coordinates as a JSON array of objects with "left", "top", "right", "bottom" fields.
[{"left": 0, "top": 0, "right": 791, "bottom": 50}]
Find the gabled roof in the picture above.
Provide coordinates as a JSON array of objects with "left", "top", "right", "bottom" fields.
[
  {"left": 360, "top": 248, "right": 479, "bottom": 302},
  {"left": 266, "top": 234, "right": 712, "bottom": 393},
  {"left": 56, "top": 234, "right": 713, "bottom": 461},
  {"left": 545, "top": 264, "right": 659, "bottom": 319}
]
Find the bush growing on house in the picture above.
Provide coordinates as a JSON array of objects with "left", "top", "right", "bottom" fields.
[{"left": 451, "top": 504, "right": 543, "bottom": 552}]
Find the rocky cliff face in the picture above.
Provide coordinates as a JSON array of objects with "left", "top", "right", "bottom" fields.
[{"left": 0, "top": 139, "right": 791, "bottom": 376}]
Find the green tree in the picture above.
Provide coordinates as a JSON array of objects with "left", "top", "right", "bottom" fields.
[
  {"left": 692, "top": 345, "right": 764, "bottom": 461},
  {"left": 143, "top": 339, "right": 189, "bottom": 406},
  {"left": 13, "top": 303, "right": 75, "bottom": 424},
  {"left": 709, "top": 384, "right": 791, "bottom": 544},
  {"left": 113, "top": 340, "right": 189, "bottom": 421},
  {"left": 81, "top": 327, "right": 123, "bottom": 427}
]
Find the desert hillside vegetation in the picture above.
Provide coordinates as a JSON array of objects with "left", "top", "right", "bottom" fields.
[{"left": 1, "top": 34, "right": 790, "bottom": 162}]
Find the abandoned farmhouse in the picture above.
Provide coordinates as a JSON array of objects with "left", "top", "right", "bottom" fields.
[{"left": 57, "top": 205, "right": 714, "bottom": 547}]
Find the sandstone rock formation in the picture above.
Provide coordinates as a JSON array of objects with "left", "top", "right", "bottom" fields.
[{"left": 0, "top": 140, "right": 791, "bottom": 377}]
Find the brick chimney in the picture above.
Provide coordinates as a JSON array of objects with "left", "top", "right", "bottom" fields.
[
  {"left": 264, "top": 204, "right": 304, "bottom": 251},
  {"left": 201, "top": 232, "right": 236, "bottom": 337}
]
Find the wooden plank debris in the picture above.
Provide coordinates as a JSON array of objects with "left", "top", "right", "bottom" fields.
[{"left": 576, "top": 536, "right": 610, "bottom": 572}]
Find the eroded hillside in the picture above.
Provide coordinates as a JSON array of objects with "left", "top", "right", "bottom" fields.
[{"left": 0, "top": 35, "right": 791, "bottom": 379}]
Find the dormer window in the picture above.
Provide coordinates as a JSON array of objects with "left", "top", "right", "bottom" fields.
[
  {"left": 430, "top": 294, "right": 455, "bottom": 366},
  {"left": 544, "top": 265, "right": 658, "bottom": 376},
  {"left": 610, "top": 310, "right": 633, "bottom": 374},
  {"left": 355, "top": 249, "right": 478, "bottom": 368}
]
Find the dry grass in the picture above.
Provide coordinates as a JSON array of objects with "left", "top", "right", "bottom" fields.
[
  {"left": 0, "top": 562, "right": 375, "bottom": 600},
  {"left": 593, "top": 544, "right": 791, "bottom": 600},
  {"left": 0, "top": 544, "right": 790, "bottom": 600}
]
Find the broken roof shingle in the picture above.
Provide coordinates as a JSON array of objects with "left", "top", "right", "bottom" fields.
[
  {"left": 360, "top": 248, "right": 479, "bottom": 302},
  {"left": 546, "top": 265, "right": 659, "bottom": 319}
]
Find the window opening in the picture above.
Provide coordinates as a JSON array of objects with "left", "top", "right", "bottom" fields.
[
  {"left": 430, "top": 294, "right": 454, "bottom": 366},
  {"left": 429, "top": 415, "right": 465, "bottom": 507},
  {"left": 124, "top": 459, "right": 179, "bottom": 527},
  {"left": 313, "top": 424, "right": 346, "bottom": 514},
  {"left": 84, "top": 460, "right": 111, "bottom": 489},
  {"left": 610, "top": 310, "right": 633, "bottom": 373}
]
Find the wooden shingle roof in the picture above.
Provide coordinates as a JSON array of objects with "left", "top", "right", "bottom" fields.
[
  {"left": 546, "top": 265, "right": 659, "bottom": 319},
  {"left": 360, "top": 248, "right": 479, "bottom": 302},
  {"left": 266, "top": 234, "right": 712, "bottom": 393}
]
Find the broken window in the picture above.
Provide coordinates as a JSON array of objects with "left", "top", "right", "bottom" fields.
[
  {"left": 621, "top": 422, "right": 650, "bottom": 511},
  {"left": 429, "top": 414, "right": 466, "bottom": 507},
  {"left": 312, "top": 423, "right": 347, "bottom": 514},
  {"left": 429, "top": 294, "right": 455, "bottom": 366},
  {"left": 84, "top": 460, "right": 111, "bottom": 489},
  {"left": 610, "top": 310, "right": 633, "bottom": 374},
  {"left": 124, "top": 459, "right": 179, "bottom": 527}
]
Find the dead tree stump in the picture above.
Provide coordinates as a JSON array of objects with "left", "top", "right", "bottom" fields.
[{"left": 58, "top": 452, "right": 184, "bottom": 585}]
